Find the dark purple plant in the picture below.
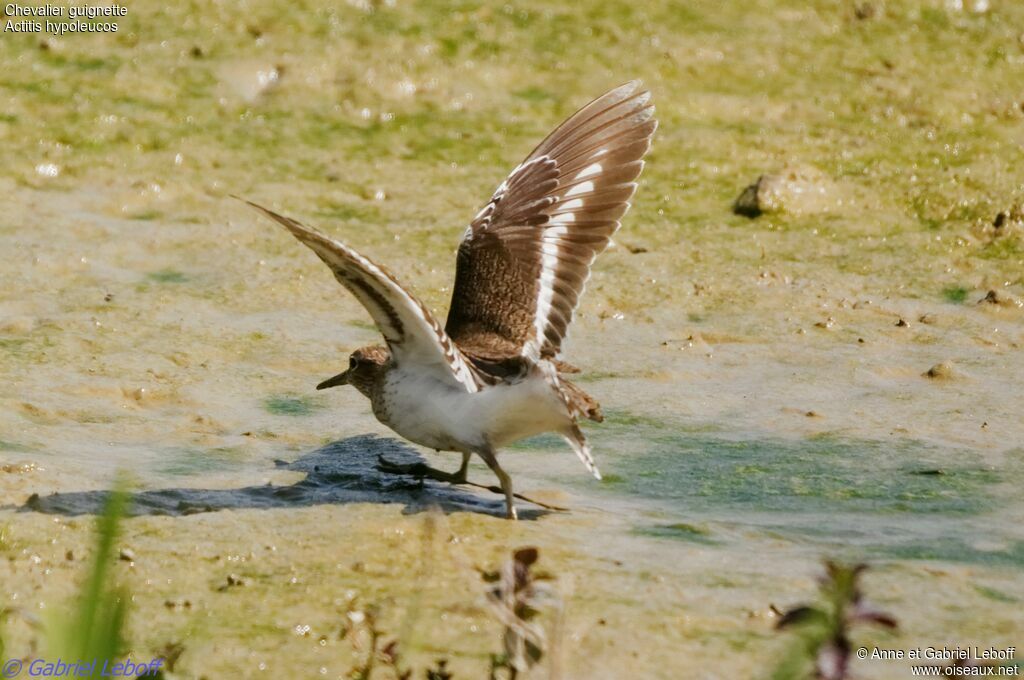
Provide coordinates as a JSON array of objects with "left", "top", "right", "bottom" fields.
[{"left": 773, "top": 561, "right": 897, "bottom": 680}]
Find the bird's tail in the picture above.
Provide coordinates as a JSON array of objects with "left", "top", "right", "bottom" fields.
[{"left": 562, "top": 422, "right": 601, "bottom": 480}]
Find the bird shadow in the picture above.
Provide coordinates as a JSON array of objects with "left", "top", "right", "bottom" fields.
[{"left": 13, "top": 434, "right": 546, "bottom": 520}]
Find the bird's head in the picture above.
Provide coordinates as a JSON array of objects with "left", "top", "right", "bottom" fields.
[{"left": 316, "top": 344, "right": 389, "bottom": 398}]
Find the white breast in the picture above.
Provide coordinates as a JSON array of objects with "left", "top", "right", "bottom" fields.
[{"left": 373, "top": 365, "right": 570, "bottom": 453}]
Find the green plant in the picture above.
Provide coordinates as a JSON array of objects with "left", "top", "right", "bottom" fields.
[
  {"left": 771, "top": 561, "right": 896, "bottom": 680},
  {"left": 50, "top": 483, "right": 131, "bottom": 677}
]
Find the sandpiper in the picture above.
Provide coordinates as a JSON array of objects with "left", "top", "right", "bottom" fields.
[{"left": 243, "top": 81, "right": 656, "bottom": 518}]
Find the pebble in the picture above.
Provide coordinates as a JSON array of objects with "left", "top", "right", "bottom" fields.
[
  {"left": 923, "top": 361, "right": 958, "bottom": 380},
  {"left": 733, "top": 165, "right": 838, "bottom": 217},
  {"left": 979, "top": 290, "right": 1022, "bottom": 307}
]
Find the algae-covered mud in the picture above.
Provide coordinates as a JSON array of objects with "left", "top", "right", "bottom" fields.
[{"left": 1, "top": 0, "right": 1023, "bottom": 677}]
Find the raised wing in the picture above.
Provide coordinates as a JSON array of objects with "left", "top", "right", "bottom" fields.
[
  {"left": 445, "top": 81, "right": 656, "bottom": 366},
  {"left": 243, "top": 200, "right": 482, "bottom": 393}
]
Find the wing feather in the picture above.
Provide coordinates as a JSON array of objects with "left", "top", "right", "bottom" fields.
[
  {"left": 242, "top": 199, "right": 482, "bottom": 393},
  {"left": 445, "top": 81, "right": 656, "bottom": 366}
]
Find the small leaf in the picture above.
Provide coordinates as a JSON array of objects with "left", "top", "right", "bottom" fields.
[
  {"left": 850, "top": 606, "right": 898, "bottom": 629},
  {"left": 775, "top": 605, "right": 828, "bottom": 630}
]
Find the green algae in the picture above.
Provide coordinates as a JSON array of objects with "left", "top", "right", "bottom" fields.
[
  {"left": 157, "top": 447, "right": 249, "bottom": 477},
  {"left": 0, "top": 338, "right": 30, "bottom": 354},
  {"left": 313, "top": 201, "right": 381, "bottom": 223},
  {"left": 506, "top": 433, "right": 562, "bottom": 451},
  {"left": 974, "top": 584, "right": 1019, "bottom": 603},
  {"left": 263, "top": 395, "right": 323, "bottom": 417},
  {"left": 605, "top": 428, "right": 1001, "bottom": 516},
  {"left": 0, "top": 2, "right": 1020, "bottom": 295},
  {"left": 636, "top": 522, "right": 717, "bottom": 545},
  {"left": 146, "top": 269, "right": 188, "bottom": 284},
  {"left": 942, "top": 285, "right": 970, "bottom": 303},
  {"left": 576, "top": 412, "right": 1023, "bottom": 572},
  {"left": 876, "top": 540, "right": 1024, "bottom": 569},
  {"left": 513, "top": 86, "right": 554, "bottom": 103}
]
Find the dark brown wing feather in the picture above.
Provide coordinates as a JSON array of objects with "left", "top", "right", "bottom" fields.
[
  {"left": 241, "top": 199, "right": 484, "bottom": 393},
  {"left": 445, "top": 81, "right": 656, "bottom": 367}
]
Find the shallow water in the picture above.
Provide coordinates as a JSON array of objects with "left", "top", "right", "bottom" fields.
[{"left": 2, "top": 0, "right": 1024, "bottom": 678}]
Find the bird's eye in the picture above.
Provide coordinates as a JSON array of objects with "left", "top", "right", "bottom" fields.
[{"left": 349, "top": 356, "right": 357, "bottom": 369}]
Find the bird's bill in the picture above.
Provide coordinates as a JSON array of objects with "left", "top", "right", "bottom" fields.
[{"left": 316, "top": 370, "right": 350, "bottom": 390}]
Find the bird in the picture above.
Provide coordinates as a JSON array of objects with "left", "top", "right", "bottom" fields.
[{"left": 241, "top": 81, "right": 656, "bottom": 519}]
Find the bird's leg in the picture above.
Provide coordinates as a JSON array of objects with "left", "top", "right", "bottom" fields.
[
  {"left": 452, "top": 451, "right": 471, "bottom": 484},
  {"left": 377, "top": 454, "right": 466, "bottom": 484},
  {"left": 476, "top": 447, "right": 517, "bottom": 520}
]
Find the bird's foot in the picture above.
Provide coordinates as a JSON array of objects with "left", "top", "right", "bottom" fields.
[{"left": 377, "top": 456, "right": 566, "bottom": 515}]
